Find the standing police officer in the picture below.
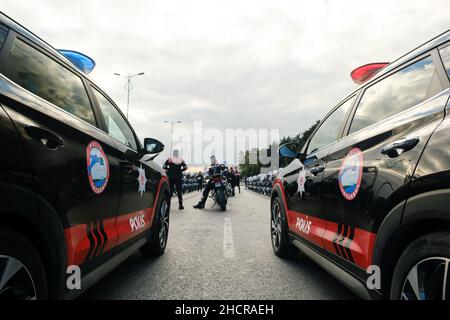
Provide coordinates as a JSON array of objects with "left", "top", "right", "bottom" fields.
[{"left": 163, "top": 149, "right": 187, "bottom": 210}]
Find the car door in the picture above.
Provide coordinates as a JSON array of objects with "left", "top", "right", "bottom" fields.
[
  {"left": 90, "top": 86, "right": 162, "bottom": 250},
  {"left": 0, "top": 34, "right": 122, "bottom": 273},
  {"left": 0, "top": 26, "right": 38, "bottom": 222},
  {"left": 284, "top": 95, "right": 356, "bottom": 248},
  {"left": 322, "top": 52, "right": 449, "bottom": 271}
]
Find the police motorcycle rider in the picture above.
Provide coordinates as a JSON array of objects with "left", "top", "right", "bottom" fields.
[
  {"left": 193, "top": 155, "right": 224, "bottom": 209},
  {"left": 163, "top": 149, "right": 187, "bottom": 210}
]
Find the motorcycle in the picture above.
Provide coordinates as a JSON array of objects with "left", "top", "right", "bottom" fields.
[
  {"left": 208, "top": 165, "right": 228, "bottom": 211},
  {"left": 246, "top": 172, "right": 277, "bottom": 196}
]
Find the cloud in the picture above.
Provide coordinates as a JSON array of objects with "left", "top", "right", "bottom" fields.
[{"left": 2, "top": 0, "right": 449, "bottom": 165}]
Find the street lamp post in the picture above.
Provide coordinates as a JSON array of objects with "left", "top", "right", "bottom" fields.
[
  {"left": 113, "top": 72, "right": 145, "bottom": 119},
  {"left": 164, "top": 120, "right": 182, "bottom": 154}
]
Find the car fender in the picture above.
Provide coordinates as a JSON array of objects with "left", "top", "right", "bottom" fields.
[
  {"left": 35, "top": 195, "right": 67, "bottom": 298},
  {"left": 371, "top": 200, "right": 405, "bottom": 269},
  {"left": 0, "top": 183, "right": 66, "bottom": 298},
  {"left": 148, "top": 176, "right": 170, "bottom": 231},
  {"left": 271, "top": 180, "right": 289, "bottom": 222},
  {"left": 372, "top": 189, "right": 450, "bottom": 264},
  {"left": 402, "top": 188, "right": 450, "bottom": 225},
  {"left": 372, "top": 189, "right": 450, "bottom": 296}
]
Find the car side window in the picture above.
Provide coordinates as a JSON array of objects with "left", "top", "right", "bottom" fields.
[
  {"left": 0, "top": 27, "right": 7, "bottom": 50},
  {"left": 92, "top": 88, "right": 138, "bottom": 150},
  {"left": 307, "top": 96, "right": 355, "bottom": 155},
  {"left": 4, "top": 39, "right": 96, "bottom": 126},
  {"left": 349, "top": 56, "right": 442, "bottom": 134},
  {"left": 439, "top": 45, "right": 450, "bottom": 79}
]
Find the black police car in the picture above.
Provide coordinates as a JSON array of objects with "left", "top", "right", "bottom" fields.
[
  {"left": 0, "top": 13, "right": 171, "bottom": 299},
  {"left": 272, "top": 30, "right": 450, "bottom": 300}
]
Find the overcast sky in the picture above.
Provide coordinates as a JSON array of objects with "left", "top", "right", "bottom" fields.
[{"left": 2, "top": 0, "right": 449, "bottom": 164}]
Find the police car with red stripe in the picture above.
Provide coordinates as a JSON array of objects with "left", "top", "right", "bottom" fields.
[
  {"left": 271, "top": 30, "right": 450, "bottom": 300},
  {"left": 0, "top": 13, "right": 170, "bottom": 299}
]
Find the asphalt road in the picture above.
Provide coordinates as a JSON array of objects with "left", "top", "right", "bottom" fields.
[{"left": 81, "top": 188, "right": 356, "bottom": 300}]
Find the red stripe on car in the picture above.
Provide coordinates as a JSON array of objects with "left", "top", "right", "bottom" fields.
[
  {"left": 274, "top": 178, "right": 376, "bottom": 270},
  {"left": 64, "top": 176, "right": 169, "bottom": 266}
]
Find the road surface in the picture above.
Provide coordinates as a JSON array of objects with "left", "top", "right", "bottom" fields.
[{"left": 81, "top": 189, "right": 356, "bottom": 299}]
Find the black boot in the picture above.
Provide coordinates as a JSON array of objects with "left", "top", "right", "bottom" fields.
[
  {"left": 193, "top": 202, "right": 205, "bottom": 209},
  {"left": 179, "top": 203, "right": 184, "bottom": 210}
]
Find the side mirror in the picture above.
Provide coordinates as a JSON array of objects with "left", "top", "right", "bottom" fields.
[
  {"left": 278, "top": 143, "right": 302, "bottom": 159},
  {"left": 143, "top": 138, "right": 165, "bottom": 154}
]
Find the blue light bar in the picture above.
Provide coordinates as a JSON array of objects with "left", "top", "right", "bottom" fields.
[{"left": 57, "top": 49, "right": 96, "bottom": 74}]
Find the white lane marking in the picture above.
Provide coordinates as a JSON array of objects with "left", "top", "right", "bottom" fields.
[{"left": 223, "top": 217, "right": 235, "bottom": 259}]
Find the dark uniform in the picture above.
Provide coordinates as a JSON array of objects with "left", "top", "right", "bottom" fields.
[
  {"left": 196, "top": 173, "right": 204, "bottom": 191},
  {"left": 163, "top": 157, "right": 187, "bottom": 209},
  {"left": 235, "top": 171, "right": 241, "bottom": 194}
]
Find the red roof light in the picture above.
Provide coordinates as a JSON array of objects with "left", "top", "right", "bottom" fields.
[{"left": 351, "top": 63, "right": 389, "bottom": 85}]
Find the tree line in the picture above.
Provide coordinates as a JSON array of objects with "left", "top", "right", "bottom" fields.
[{"left": 239, "top": 120, "right": 319, "bottom": 177}]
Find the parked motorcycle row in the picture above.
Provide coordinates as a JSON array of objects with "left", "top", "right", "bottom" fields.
[
  {"left": 245, "top": 170, "right": 279, "bottom": 196},
  {"left": 180, "top": 173, "right": 206, "bottom": 194}
]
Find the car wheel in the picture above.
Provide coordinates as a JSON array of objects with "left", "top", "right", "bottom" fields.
[
  {"left": 0, "top": 229, "right": 47, "bottom": 300},
  {"left": 390, "top": 231, "right": 450, "bottom": 300},
  {"left": 271, "top": 197, "right": 297, "bottom": 259},
  {"left": 140, "top": 195, "right": 170, "bottom": 257}
]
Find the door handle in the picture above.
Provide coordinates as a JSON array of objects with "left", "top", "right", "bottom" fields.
[
  {"left": 309, "top": 165, "right": 325, "bottom": 176},
  {"left": 24, "top": 126, "right": 64, "bottom": 150},
  {"left": 381, "top": 136, "right": 420, "bottom": 158}
]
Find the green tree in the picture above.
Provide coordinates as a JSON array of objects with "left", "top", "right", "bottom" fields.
[
  {"left": 239, "top": 120, "right": 320, "bottom": 177},
  {"left": 278, "top": 121, "right": 319, "bottom": 167},
  {"left": 279, "top": 120, "right": 319, "bottom": 147},
  {"left": 239, "top": 148, "right": 263, "bottom": 177}
]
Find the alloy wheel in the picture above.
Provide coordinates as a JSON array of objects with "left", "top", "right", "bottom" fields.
[
  {"left": 158, "top": 201, "right": 169, "bottom": 248},
  {"left": 401, "top": 257, "right": 449, "bottom": 300},
  {"left": 0, "top": 255, "right": 37, "bottom": 300},
  {"left": 271, "top": 202, "right": 282, "bottom": 250}
]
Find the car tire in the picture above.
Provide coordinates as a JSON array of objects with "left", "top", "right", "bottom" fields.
[
  {"left": 390, "top": 231, "right": 450, "bottom": 300},
  {"left": 0, "top": 228, "right": 47, "bottom": 300},
  {"left": 271, "top": 197, "right": 298, "bottom": 259},
  {"left": 140, "top": 194, "right": 170, "bottom": 257}
]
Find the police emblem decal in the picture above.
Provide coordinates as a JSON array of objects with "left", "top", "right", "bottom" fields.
[
  {"left": 338, "top": 147, "right": 363, "bottom": 201},
  {"left": 86, "top": 141, "right": 110, "bottom": 194}
]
